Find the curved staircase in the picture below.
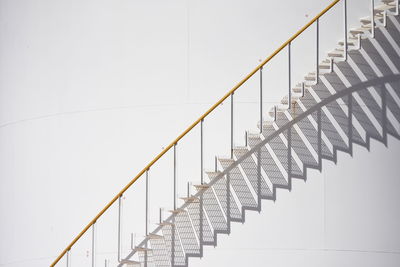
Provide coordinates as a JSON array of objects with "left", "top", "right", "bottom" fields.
[{"left": 52, "top": 1, "right": 400, "bottom": 266}]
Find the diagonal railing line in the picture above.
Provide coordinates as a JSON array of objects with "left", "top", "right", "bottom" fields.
[{"left": 50, "top": 0, "right": 342, "bottom": 265}]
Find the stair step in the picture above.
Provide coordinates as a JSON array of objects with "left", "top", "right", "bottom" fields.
[
  {"left": 350, "top": 28, "right": 368, "bottom": 35},
  {"left": 168, "top": 208, "right": 186, "bottom": 214},
  {"left": 374, "top": 3, "right": 396, "bottom": 13},
  {"left": 120, "top": 260, "right": 141, "bottom": 267},
  {"left": 360, "top": 14, "right": 384, "bottom": 24},
  {"left": 293, "top": 87, "right": 303, "bottom": 93},
  {"left": 193, "top": 184, "right": 210, "bottom": 190},
  {"left": 257, "top": 120, "right": 274, "bottom": 129},
  {"left": 281, "top": 94, "right": 302, "bottom": 104},
  {"left": 147, "top": 233, "right": 164, "bottom": 240},
  {"left": 158, "top": 221, "right": 174, "bottom": 226},
  {"left": 338, "top": 40, "right": 357, "bottom": 46},
  {"left": 180, "top": 196, "right": 199, "bottom": 202},
  {"left": 319, "top": 63, "right": 331, "bottom": 69},
  {"left": 328, "top": 50, "right": 344, "bottom": 58},
  {"left": 134, "top": 246, "right": 152, "bottom": 252},
  {"left": 304, "top": 75, "right": 316, "bottom": 81}
]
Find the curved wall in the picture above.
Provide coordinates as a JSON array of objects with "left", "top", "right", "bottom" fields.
[{"left": 0, "top": 0, "right": 399, "bottom": 266}]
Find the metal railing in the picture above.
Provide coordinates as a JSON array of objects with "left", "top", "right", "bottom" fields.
[{"left": 51, "top": 0, "right": 353, "bottom": 265}]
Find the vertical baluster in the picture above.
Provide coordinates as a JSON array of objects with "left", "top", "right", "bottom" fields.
[
  {"left": 200, "top": 119, "right": 204, "bottom": 184},
  {"left": 117, "top": 195, "right": 122, "bottom": 262},
  {"left": 173, "top": 144, "right": 177, "bottom": 210},
  {"left": 288, "top": 42, "right": 292, "bottom": 109},
  {"left": 383, "top": 11, "right": 387, "bottom": 27},
  {"left": 92, "top": 223, "right": 96, "bottom": 267},
  {"left": 316, "top": 18, "right": 320, "bottom": 81},
  {"left": 172, "top": 146, "right": 177, "bottom": 267},
  {"left": 260, "top": 67, "right": 263, "bottom": 133},
  {"left": 371, "top": 0, "right": 375, "bottom": 38},
  {"left": 145, "top": 170, "right": 149, "bottom": 267},
  {"left": 343, "top": 0, "right": 348, "bottom": 60},
  {"left": 130, "top": 233, "right": 135, "bottom": 250},
  {"left": 66, "top": 250, "right": 70, "bottom": 267},
  {"left": 230, "top": 93, "right": 234, "bottom": 159}
]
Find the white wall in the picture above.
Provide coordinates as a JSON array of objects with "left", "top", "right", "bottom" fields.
[{"left": 0, "top": 0, "right": 399, "bottom": 266}]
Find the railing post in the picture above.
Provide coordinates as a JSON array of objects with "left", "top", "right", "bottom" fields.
[
  {"left": 288, "top": 42, "right": 292, "bottom": 109},
  {"left": 145, "top": 170, "right": 149, "bottom": 267},
  {"left": 371, "top": 0, "right": 375, "bottom": 38},
  {"left": 200, "top": 119, "right": 204, "bottom": 184},
  {"left": 343, "top": 0, "right": 348, "bottom": 61},
  {"left": 260, "top": 67, "right": 263, "bottom": 133},
  {"left": 66, "top": 250, "right": 70, "bottom": 267},
  {"left": 383, "top": 11, "right": 387, "bottom": 27},
  {"left": 92, "top": 223, "right": 96, "bottom": 267},
  {"left": 173, "top": 144, "right": 177, "bottom": 210},
  {"left": 130, "top": 233, "right": 135, "bottom": 250},
  {"left": 316, "top": 18, "right": 319, "bottom": 82},
  {"left": 396, "top": 0, "right": 399, "bottom": 16},
  {"left": 117, "top": 195, "right": 122, "bottom": 262},
  {"left": 145, "top": 171, "right": 149, "bottom": 237},
  {"left": 230, "top": 93, "right": 234, "bottom": 159}
]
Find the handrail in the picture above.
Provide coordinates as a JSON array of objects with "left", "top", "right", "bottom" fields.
[{"left": 50, "top": 0, "right": 341, "bottom": 265}]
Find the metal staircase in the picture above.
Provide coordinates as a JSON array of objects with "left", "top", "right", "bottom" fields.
[{"left": 51, "top": 0, "right": 400, "bottom": 266}]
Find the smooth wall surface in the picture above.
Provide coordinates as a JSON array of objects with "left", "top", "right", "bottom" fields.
[{"left": 1, "top": 0, "right": 399, "bottom": 266}]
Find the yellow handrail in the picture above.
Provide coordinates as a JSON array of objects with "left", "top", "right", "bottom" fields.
[{"left": 50, "top": 0, "right": 341, "bottom": 265}]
